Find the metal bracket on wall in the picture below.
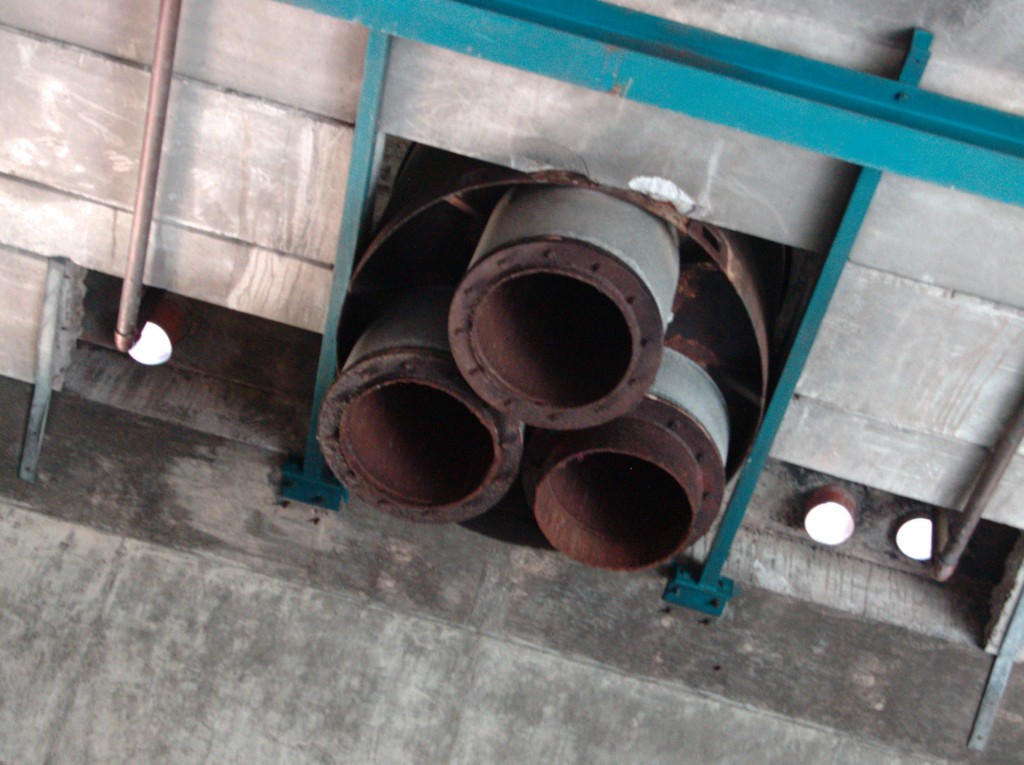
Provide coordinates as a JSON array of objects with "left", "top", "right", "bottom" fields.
[
  {"left": 970, "top": 570, "right": 1024, "bottom": 750},
  {"left": 19, "top": 257, "right": 69, "bottom": 483},
  {"left": 279, "top": 30, "right": 393, "bottom": 510},
  {"left": 663, "top": 28, "right": 934, "bottom": 616},
  {"left": 663, "top": 569, "right": 734, "bottom": 617}
]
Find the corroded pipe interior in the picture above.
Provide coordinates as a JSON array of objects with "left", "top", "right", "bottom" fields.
[
  {"left": 473, "top": 273, "right": 633, "bottom": 407},
  {"left": 534, "top": 451, "right": 694, "bottom": 570},
  {"left": 342, "top": 381, "right": 495, "bottom": 506}
]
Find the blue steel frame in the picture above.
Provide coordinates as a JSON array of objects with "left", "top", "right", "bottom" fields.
[
  {"left": 665, "top": 28, "right": 934, "bottom": 615},
  {"left": 279, "top": 30, "right": 391, "bottom": 509},
  {"left": 289, "top": 0, "right": 1024, "bottom": 206},
  {"left": 280, "top": 0, "right": 1023, "bottom": 613}
]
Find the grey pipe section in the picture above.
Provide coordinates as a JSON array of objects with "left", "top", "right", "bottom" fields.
[
  {"left": 648, "top": 348, "right": 730, "bottom": 462},
  {"left": 471, "top": 186, "right": 679, "bottom": 325},
  {"left": 934, "top": 387, "right": 1024, "bottom": 581},
  {"left": 115, "top": 0, "right": 183, "bottom": 353}
]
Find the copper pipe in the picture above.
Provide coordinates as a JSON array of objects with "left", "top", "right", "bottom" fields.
[
  {"left": 115, "top": 0, "right": 183, "bottom": 352},
  {"left": 934, "top": 387, "right": 1024, "bottom": 581}
]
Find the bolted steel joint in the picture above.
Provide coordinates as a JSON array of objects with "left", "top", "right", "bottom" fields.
[
  {"left": 522, "top": 349, "right": 727, "bottom": 570},
  {"left": 318, "top": 288, "right": 523, "bottom": 523},
  {"left": 449, "top": 185, "right": 679, "bottom": 430}
]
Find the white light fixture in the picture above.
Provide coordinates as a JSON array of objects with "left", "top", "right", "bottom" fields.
[
  {"left": 895, "top": 514, "right": 934, "bottom": 561},
  {"left": 803, "top": 486, "right": 857, "bottom": 546},
  {"left": 128, "top": 320, "right": 174, "bottom": 365},
  {"left": 127, "top": 292, "right": 185, "bottom": 366}
]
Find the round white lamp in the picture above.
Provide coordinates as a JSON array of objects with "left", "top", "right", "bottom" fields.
[
  {"left": 803, "top": 486, "right": 858, "bottom": 546},
  {"left": 895, "top": 513, "right": 934, "bottom": 561}
]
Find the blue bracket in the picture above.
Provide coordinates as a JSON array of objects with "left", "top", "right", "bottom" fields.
[
  {"left": 664, "top": 28, "right": 934, "bottom": 615},
  {"left": 280, "top": 457, "right": 347, "bottom": 509},
  {"left": 663, "top": 569, "right": 734, "bottom": 617},
  {"left": 280, "top": 30, "right": 393, "bottom": 511}
]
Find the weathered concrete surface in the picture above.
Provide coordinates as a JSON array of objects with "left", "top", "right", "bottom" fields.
[
  {"left": 61, "top": 274, "right": 320, "bottom": 455},
  {"left": 63, "top": 342, "right": 309, "bottom": 455},
  {"left": 0, "top": 0, "right": 367, "bottom": 121},
  {"left": 0, "top": 18, "right": 341, "bottom": 379},
  {"left": 1, "top": 377, "right": 1023, "bottom": 762},
  {"left": 0, "top": 27, "right": 350, "bottom": 264},
  {"left": 0, "top": 500, "right": 951, "bottom": 765},
  {"left": 0, "top": 246, "right": 85, "bottom": 385},
  {"left": 0, "top": 246, "right": 47, "bottom": 382},
  {"left": 796, "top": 269, "right": 1024, "bottom": 453},
  {"left": 0, "top": 176, "right": 334, "bottom": 333},
  {"left": 50, "top": 297, "right": 994, "bottom": 654}
]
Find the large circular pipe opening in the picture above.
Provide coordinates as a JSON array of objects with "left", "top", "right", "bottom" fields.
[
  {"left": 341, "top": 381, "right": 496, "bottom": 506},
  {"left": 473, "top": 272, "right": 633, "bottom": 407},
  {"left": 535, "top": 451, "right": 693, "bottom": 569}
]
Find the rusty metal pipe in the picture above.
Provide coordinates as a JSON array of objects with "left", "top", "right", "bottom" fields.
[
  {"left": 115, "top": 0, "right": 183, "bottom": 353},
  {"left": 449, "top": 185, "right": 679, "bottom": 430},
  {"left": 934, "top": 387, "right": 1024, "bottom": 581},
  {"left": 318, "top": 288, "right": 523, "bottom": 522},
  {"left": 523, "top": 349, "right": 728, "bottom": 570}
]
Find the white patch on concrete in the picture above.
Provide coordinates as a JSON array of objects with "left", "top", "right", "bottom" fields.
[
  {"left": 7, "top": 138, "right": 37, "bottom": 166},
  {"left": 385, "top": 539, "right": 417, "bottom": 566},
  {"left": 697, "top": 139, "right": 724, "bottom": 213},
  {"left": 508, "top": 547, "right": 563, "bottom": 588},
  {"left": 40, "top": 78, "right": 67, "bottom": 134},
  {"left": 105, "top": 150, "right": 134, "bottom": 174}
]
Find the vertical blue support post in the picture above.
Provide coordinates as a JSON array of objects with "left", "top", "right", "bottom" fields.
[
  {"left": 664, "top": 29, "right": 934, "bottom": 616},
  {"left": 280, "top": 31, "right": 393, "bottom": 509}
]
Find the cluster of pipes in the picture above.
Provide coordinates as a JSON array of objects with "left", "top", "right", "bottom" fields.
[
  {"left": 104, "top": 0, "right": 765, "bottom": 572},
  {"left": 318, "top": 146, "right": 770, "bottom": 571},
  {"left": 115, "top": 1, "right": 1014, "bottom": 583}
]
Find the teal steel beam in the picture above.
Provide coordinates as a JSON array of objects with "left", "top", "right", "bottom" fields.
[
  {"left": 286, "top": 0, "right": 1024, "bottom": 208},
  {"left": 280, "top": 30, "right": 393, "bottom": 509},
  {"left": 663, "top": 28, "right": 934, "bottom": 615}
]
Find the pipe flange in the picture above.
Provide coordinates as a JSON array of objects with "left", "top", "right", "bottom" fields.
[
  {"left": 522, "top": 349, "right": 727, "bottom": 570},
  {"left": 631, "top": 397, "right": 726, "bottom": 544},
  {"left": 318, "top": 289, "right": 523, "bottom": 523},
  {"left": 523, "top": 415, "right": 702, "bottom": 571},
  {"left": 449, "top": 185, "right": 678, "bottom": 430}
]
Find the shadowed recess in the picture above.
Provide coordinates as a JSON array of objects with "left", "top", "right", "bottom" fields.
[
  {"left": 473, "top": 273, "right": 633, "bottom": 407},
  {"left": 342, "top": 381, "right": 495, "bottom": 506},
  {"left": 535, "top": 452, "right": 693, "bottom": 569}
]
